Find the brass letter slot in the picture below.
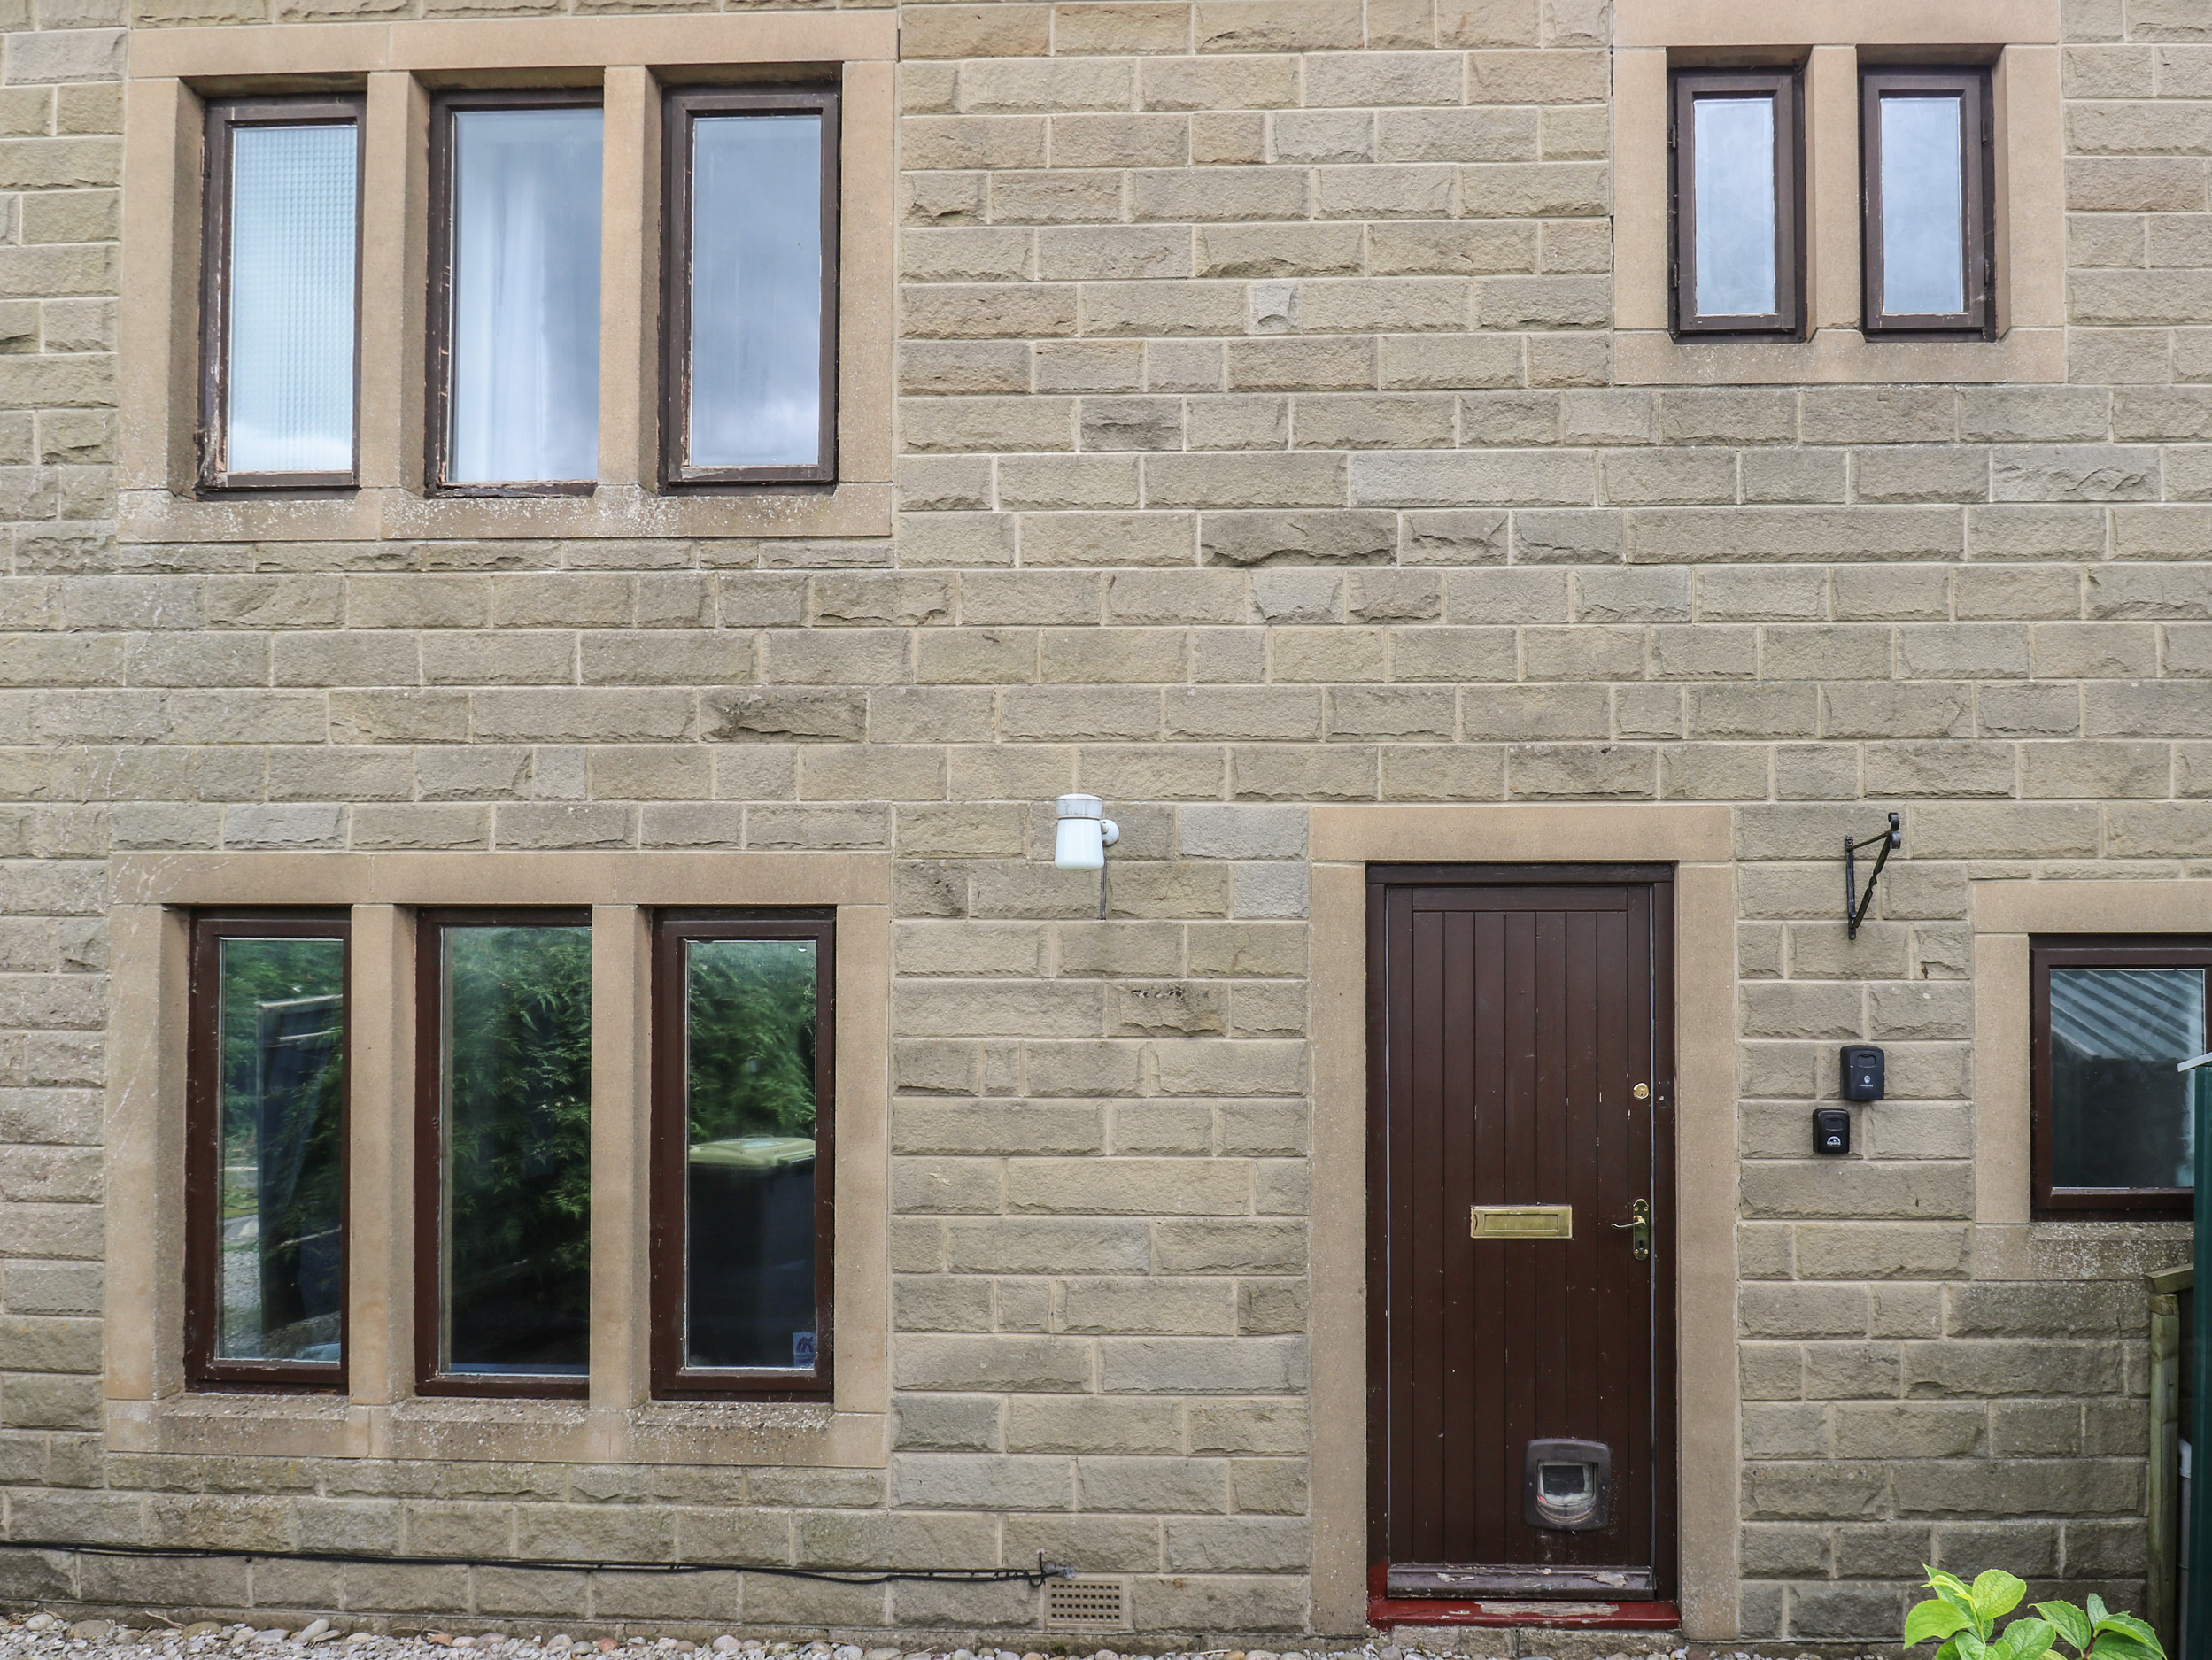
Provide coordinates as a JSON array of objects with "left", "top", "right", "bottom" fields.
[{"left": 1469, "top": 1204, "right": 1574, "bottom": 1240}]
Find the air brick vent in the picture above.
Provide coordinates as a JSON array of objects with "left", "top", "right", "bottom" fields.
[{"left": 1044, "top": 1577, "right": 1132, "bottom": 1632}]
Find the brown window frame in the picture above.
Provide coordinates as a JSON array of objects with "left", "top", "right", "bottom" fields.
[
  {"left": 424, "top": 88, "right": 605, "bottom": 499},
  {"left": 2030, "top": 936, "right": 2212, "bottom": 1222},
  {"left": 1667, "top": 67, "right": 1804, "bottom": 339},
  {"left": 197, "top": 96, "right": 367, "bottom": 494},
  {"left": 414, "top": 907, "right": 594, "bottom": 1401},
  {"left": 649, "top": 908, "right": 836, "bottom": 1401},
  {"left": 660, "top": 84, "right": 840, "bottom": 489},
  {"left": 184, "top": 909, "right": 352, "bottom": 1394},
  {"left": 1860, "top": 66, "right": 1994, "bottom": 337}
]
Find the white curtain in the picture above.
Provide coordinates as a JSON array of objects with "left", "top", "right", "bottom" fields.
[{"left": 448, "top": 106, "right": 603, "bottom": 484}]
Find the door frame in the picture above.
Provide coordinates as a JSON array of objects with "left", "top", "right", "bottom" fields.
[{"left": 1306, "top": 805, "right": 1739, "bottom": 1640}]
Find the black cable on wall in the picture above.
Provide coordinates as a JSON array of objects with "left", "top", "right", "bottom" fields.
[{"left": 0, "top": 1540, "right": 1073, "bottom": 1588}]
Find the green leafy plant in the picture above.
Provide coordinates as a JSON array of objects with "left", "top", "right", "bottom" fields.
[{"left": 1906, "top": 1568, "right": 2166, "bottom": 1660}]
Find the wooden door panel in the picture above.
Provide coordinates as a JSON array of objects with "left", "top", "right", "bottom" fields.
[{"left": 1369, "top": 869, "right": 1674, "bottom": 1599}]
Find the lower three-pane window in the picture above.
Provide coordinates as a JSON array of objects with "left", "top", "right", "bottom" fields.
[{"left": 183, "top": 907, "right": 832, "bottom": 1398}]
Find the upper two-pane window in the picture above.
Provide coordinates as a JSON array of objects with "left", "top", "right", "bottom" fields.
[
  {"left": 1861, "top": 67, "right": 1992, "bottom": 336},
  {"left": 199, "top": 79, "right": 839, "bottom": 496},
  {"left": 1668, "top": 59, "right": 1995, "bottom": 341},
  {"left": 1670, "top": 70, "right": 1802, "bottom": 336}
]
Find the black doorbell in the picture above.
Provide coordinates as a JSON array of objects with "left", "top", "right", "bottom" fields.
[
  {"left": 1814, "top": 1108, "right": 1852, "bottom": 1155},
  {"left": 1839, "top": 1045, "right": 1886, "bottom": 1100}
]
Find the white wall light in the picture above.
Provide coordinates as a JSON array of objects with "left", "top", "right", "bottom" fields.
[{"left": 1053, "top": 793, "right": 1120, "bottom": 871}]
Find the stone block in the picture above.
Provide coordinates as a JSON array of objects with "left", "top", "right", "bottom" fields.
[
  {"left": 1350, "top": 449, "right": 1595, "bottom": 507},
  {"left": 1381, "top": 332, "right": 1522, "bottom": 390},
  {"left": 1095, "top": 1333, "right": 1305, "bottom": 1393},
  {"left": 904, "top": 4, "right": 1053, "bottom": 53}
]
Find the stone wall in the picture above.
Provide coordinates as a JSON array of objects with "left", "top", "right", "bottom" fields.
[{"left": 1, "top": 0, "right": 2209, "bottom": 1641}]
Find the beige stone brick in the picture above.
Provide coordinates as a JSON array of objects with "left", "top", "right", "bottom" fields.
[
  {"left": 1053, "top": 0, "right": 1193, "bottom": 53},
  {"left": 1377, "top": 106, "right": 1537, "bottom": 164},
  {"left": 1371, "top": 219, "right": 1537, "bottom": 276},
  {"left": 903, "top": 4, "right": 1052, "bottom": 57},
  {"left": 1373, "top": 332, "right": 1521, "bottom": 394},
  {"left": 985, "top": 167, "right": 1120, "bottom": 223},
  {"left": 1301, "top": 50, "right": 1460, "bottom": 107},
  {"left": 1138, "top": 53, "right": 1303, "bottom": 111},
  {"left": 1040, "top": 627, "right": 1187, "bottom": 683},
  {"left": 1312, "top": 160, "right": 1455, "bottom": 219},
  {"left": 1195, "top": 0, "right": 1360, "bottom": 51},
  {"left": 1196, "top": 222, "right": 1363, "bottom": 278},
  {"left": 1081, "top": 279, "right": 1249, "bottom": 338},
  {"left": 1379, "top": 741, "right": 1506, "bottom": 799},
  {"left": 963, "top": 58, "right": 1133, "bottom": 115},
  {"left": 902, "top": 285, "right": 1079, "bottom": 344},
  {"left": 1270, "top": 107, "right": 1373, "bottom": 165},
  {"left": 1458, "top": 159, "right": 1607, "bottom": 217}
]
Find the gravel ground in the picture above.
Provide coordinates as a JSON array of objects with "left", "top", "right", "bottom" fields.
[{"left": 0, "top": 1618, "right": 1698, "bottom": 1660}]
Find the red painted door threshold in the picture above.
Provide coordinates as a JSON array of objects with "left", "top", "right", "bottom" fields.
[{"left": 1369, "top": 1565, "right": 1682, "bottom": 1630}]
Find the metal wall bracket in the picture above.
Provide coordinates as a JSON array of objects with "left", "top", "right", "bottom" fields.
[{"left": 1845, "top": 812, "right": 1901, "bottom": 940}]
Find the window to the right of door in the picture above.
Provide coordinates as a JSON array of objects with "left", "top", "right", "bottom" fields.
[
  {"left": 1861, "top": 66, "right": 1993, "bottom": 336},
  {"left": 2031, "top": 938, "right": 2212, "bottom": 1221},
  {"left": 1669, "top": 67, "right": 1803, "bottom": 338}
]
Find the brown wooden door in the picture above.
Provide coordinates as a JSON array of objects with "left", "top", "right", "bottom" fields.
[{"left": 1368, "top": 865, "right": 1674, "bottom": 1600}]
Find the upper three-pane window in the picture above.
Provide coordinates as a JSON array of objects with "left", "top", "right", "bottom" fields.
[
  {"left": 1668, "top": 59, "right": 1995, "bottom": 341},
  {"left": 198, "top": 80, "right": 839, "bottom": 495}
]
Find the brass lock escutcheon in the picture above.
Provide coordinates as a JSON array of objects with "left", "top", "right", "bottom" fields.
[{"left": 1613, "top": 1198, "right": 1651, "bottom": 1261}]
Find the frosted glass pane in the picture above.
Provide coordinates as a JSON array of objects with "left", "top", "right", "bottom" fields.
[
  {"left": 1880, "top": 94, "right": 1966, "bottom": 317},
  {"left": 228, "top": 123, "right": 358, "bottom": 476},
  {"left": 1691, "top": 96, "right": 1776, "bottom": 319},
  {"left": 689, "top": 113, "right": 824, "bottom": 471},
  {"left": 448, "top": 106, "right": 603, "bottom": 484}
]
